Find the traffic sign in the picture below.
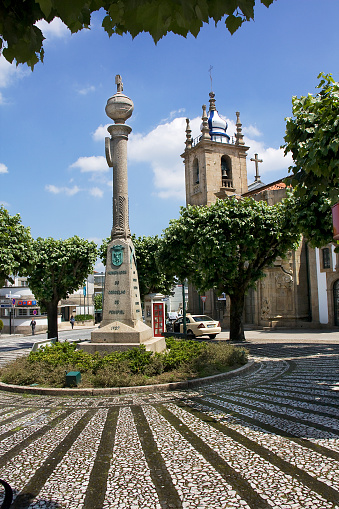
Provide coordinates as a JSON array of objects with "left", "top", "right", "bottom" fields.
[
  {"left": 200, "top": 296, "right": 207, "bottom": 303},
  {"left": 0, "top": 304, "right": 12, "bottom": 308},
  {"left": 12, "top": 299, "right": 16, "bottom": 305},
  {"left": 33, "top": 310, "right": 37, "bottom": 315}
]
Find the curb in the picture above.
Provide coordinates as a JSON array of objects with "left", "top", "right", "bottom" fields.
[{"left": 0, "top": 361, "right": 256, "bottom": 397}]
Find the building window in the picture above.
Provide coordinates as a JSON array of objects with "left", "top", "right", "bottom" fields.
[
  {"left": 18, "top": 308, "right": 28, "bottom": 316},
  {"left": 193, "top": 158, "right": 199, "bottom": 184},
  {"left": 322, "top": 248, "right": 331, "bottom": 269},
  {"left": 221, "top": 156, "right": 232, "bottom": 188}
]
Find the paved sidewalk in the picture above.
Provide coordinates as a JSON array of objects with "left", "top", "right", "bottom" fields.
[
  {"left": 0, "top": 336, "right": 338, "bottom": 508},
  {"left": 0, "top": 327, "right": 97, "bottom": 367}
]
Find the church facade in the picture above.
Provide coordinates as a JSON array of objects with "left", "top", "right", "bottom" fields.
[{"left": 182, "top": 92, "right": 339, "bottom": 329}]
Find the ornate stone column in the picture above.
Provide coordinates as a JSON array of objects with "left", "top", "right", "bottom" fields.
[{"left": 80, "top": 75, "right": 165, "bottom": 354}]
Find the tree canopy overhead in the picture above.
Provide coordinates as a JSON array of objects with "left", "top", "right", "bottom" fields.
[{"left": 1, "top": 0, "right": 274, "bottom": 68}]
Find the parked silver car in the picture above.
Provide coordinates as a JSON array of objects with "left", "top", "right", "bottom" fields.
[{"left": 173, "top": 314, "right": 221, "bottom": 339}]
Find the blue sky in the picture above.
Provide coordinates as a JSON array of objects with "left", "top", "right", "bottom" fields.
[{"left": 1, "top": 0, "right": 339, "bottom": 271}]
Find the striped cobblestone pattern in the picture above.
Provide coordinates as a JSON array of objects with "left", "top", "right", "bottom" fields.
[{"left": 0, "top": 342, "right": 338, "bottom": 508}]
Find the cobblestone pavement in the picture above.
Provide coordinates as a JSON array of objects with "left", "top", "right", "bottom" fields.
[{"left": 0, "top": 341, "right": 338, "bottom": 508}]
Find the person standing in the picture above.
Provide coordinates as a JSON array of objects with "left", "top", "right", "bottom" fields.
[
  {"left": 70, "top": 315, "right": 75, "bottom": 329},
  {"left": 30, "top": 319, "right": 36, "bottom": 335}
]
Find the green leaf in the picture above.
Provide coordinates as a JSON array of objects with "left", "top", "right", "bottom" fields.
[
  {"left": 225, "top": 13, "right": 244, "bottom": 34},
  {"left": 0, "top": 0, "right": 276, "bottom": 67},
  {"left": 36, "top": 0, "right": 53, "bottom": 17}
]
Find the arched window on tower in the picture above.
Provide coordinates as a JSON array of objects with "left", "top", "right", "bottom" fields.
[
  {"left": 193, "top": 158, "right": 199, "bottom": 184},
  {"left": 221, "top": 156, "right": 232, "bottom": 188}
]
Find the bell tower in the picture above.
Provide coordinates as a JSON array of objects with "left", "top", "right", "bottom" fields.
[
  {"left": 182, "top": 91, "right": 249, "bottom": 319},
  {"left": 182, "top": 92, "right": 249, "bottom": 207}
]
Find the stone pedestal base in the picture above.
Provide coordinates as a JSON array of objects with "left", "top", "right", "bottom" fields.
[
  {"left": 91, "top": 320, "right": 153, "bottom": 343},
  {"left": 78, "top": 336, "right": 166, "bottom": 354},
  {"left": 77, "top": 320, "right": 166, "bottom": 354}
]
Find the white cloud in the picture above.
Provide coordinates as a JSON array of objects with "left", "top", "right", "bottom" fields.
[
  {"left": 94, "top": 260, "right": 105, "bottom": 273},
  {"left": 128, "top": 116, "right": 191, "bottom": 200},
  {"left": 90, "top": 113, "right": 291, "bottom": 201},
  {"left": 88, "top": 237, "right": 104, "bottom": 244},
  {"left": 0, "top": 163, "right": 8, "bottom": 174},
  {"left": 70, "top": 156, "right": 108, "bottom": 174},
  {"left": 0, "top": 201, "right": 9, "bottom": 207},
  {"left": 78, "top": 85, "right": 96, "bottom": 96},
  {"left": 92, "top": 124, "right": 110, "bottom": 141},
  {"left": 45, "top": 184, "right": 80, "bottom": 196},
  {"left": 243, "top": 125, "right": 262, "bottom": 138},
  {"left": 0, "top": 57, "right": 19, "bottom": 88},
  {"left": 245, "top": 139, "right": 293, "bottom": 181},
  {"left": 89, "top": 187, "right": 104, "bottom": 198},
  {"left": 35, "top": 18, "right": 70, "bottom": 39},
  {"left": 161, "top": 108, "right": 186, "bottom": 123},
  {"left": 0, "top": 56, "right": 28, "bottom": 101}
]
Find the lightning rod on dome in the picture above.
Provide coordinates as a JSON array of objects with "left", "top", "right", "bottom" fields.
[{"left": 208, "top": 65, "right": 213, "bottom": 92}]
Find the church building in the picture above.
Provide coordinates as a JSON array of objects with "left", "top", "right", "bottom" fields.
[{"left": 182, "top": 91, "right": 339, "bottom": 329}]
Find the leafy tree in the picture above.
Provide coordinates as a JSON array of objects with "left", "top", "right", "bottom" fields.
[
  {"left": 284, "top": 73, "right": 339, "bottom": 198},
  {"left": 288, "top": 189, "right": 333, "bottom": 248},
  {"left": 0, "top": 205, "right": 35, "bottom": 288},
  {"left": 1, "top": 0, "right": 274, "bottom": 68},
  {"left": 283, "top": 73, "right": 339, "bottom": 246},
  {"left": 94, "top": 293, "right": 102, "bottom": 310},
  {"left": 132, "top": 235, "right": 176, "bottom": 300},
  {"left": 28, "top": 236, "right": 97, "bottom": 339},
  {"left": 99, "top": 234, "right": 176, "bottom": 301},
  {"left": 159, "top": 197, "right": 300, "bottom": 341}
]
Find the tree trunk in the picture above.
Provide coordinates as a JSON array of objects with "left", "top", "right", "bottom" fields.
[
  {"left": 46, "top": 300, "right": 59, "bottom": 340},
  {"left": 229, "top": 291, "right": 245, "bottom": 341}
]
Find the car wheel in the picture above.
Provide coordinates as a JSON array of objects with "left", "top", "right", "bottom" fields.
[
  {"left": 187, "top": 329, "right": 195, "bottom": 339},
  {"left": 208, "top": 334, "right": 216, "bottom": 339}
]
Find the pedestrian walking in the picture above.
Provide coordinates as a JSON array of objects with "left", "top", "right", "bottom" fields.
[
  {"left": 30, "top": 319, "right": 36, "bottom": 335},
  {"left": 70, "top": 315, "right": 75, "bottom": 329}
]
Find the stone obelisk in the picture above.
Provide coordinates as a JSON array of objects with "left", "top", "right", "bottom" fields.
[{"left": 81, "top": 76, "right": 165, "bottom": 353}]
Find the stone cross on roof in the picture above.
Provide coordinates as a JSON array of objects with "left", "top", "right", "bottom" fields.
[
  {"left": 250, "top": 153, "right": 263, "bottom": 182},
  {"left": 115, "top": 74, "right": 123, "bottom": 93}
]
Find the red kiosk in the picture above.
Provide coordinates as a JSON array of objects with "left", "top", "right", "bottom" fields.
[{"left": 144, "top": 293, "right": 166, "bottom": 337}]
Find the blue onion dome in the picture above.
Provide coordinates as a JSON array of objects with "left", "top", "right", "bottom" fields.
[{"left": 208, "top": 92, "right": 230, "bottom": 143}]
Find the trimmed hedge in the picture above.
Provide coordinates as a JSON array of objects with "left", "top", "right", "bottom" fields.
[{"left": 0, "top": 337, "right": 248, "bottom": 388}]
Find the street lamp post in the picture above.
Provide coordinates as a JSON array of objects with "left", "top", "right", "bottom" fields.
[{"left": 182, "top": 281, "right": 187, "bottom": 336}]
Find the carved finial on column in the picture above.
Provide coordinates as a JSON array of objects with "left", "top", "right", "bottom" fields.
[
  {"left": 201, "top": 104, "right": 210, "bottom": 140},
  {"left": 209, "top": 91, "right": 216, "bottom": 112},
  {"left": 235, "top": 111, "right": 245, "bottom": 145},
  {"left": 115, "top": 74, "right": 123, "bottom": 93},
  {"left": 185, "top": 118, "right": 192, "bottom": 149}
]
